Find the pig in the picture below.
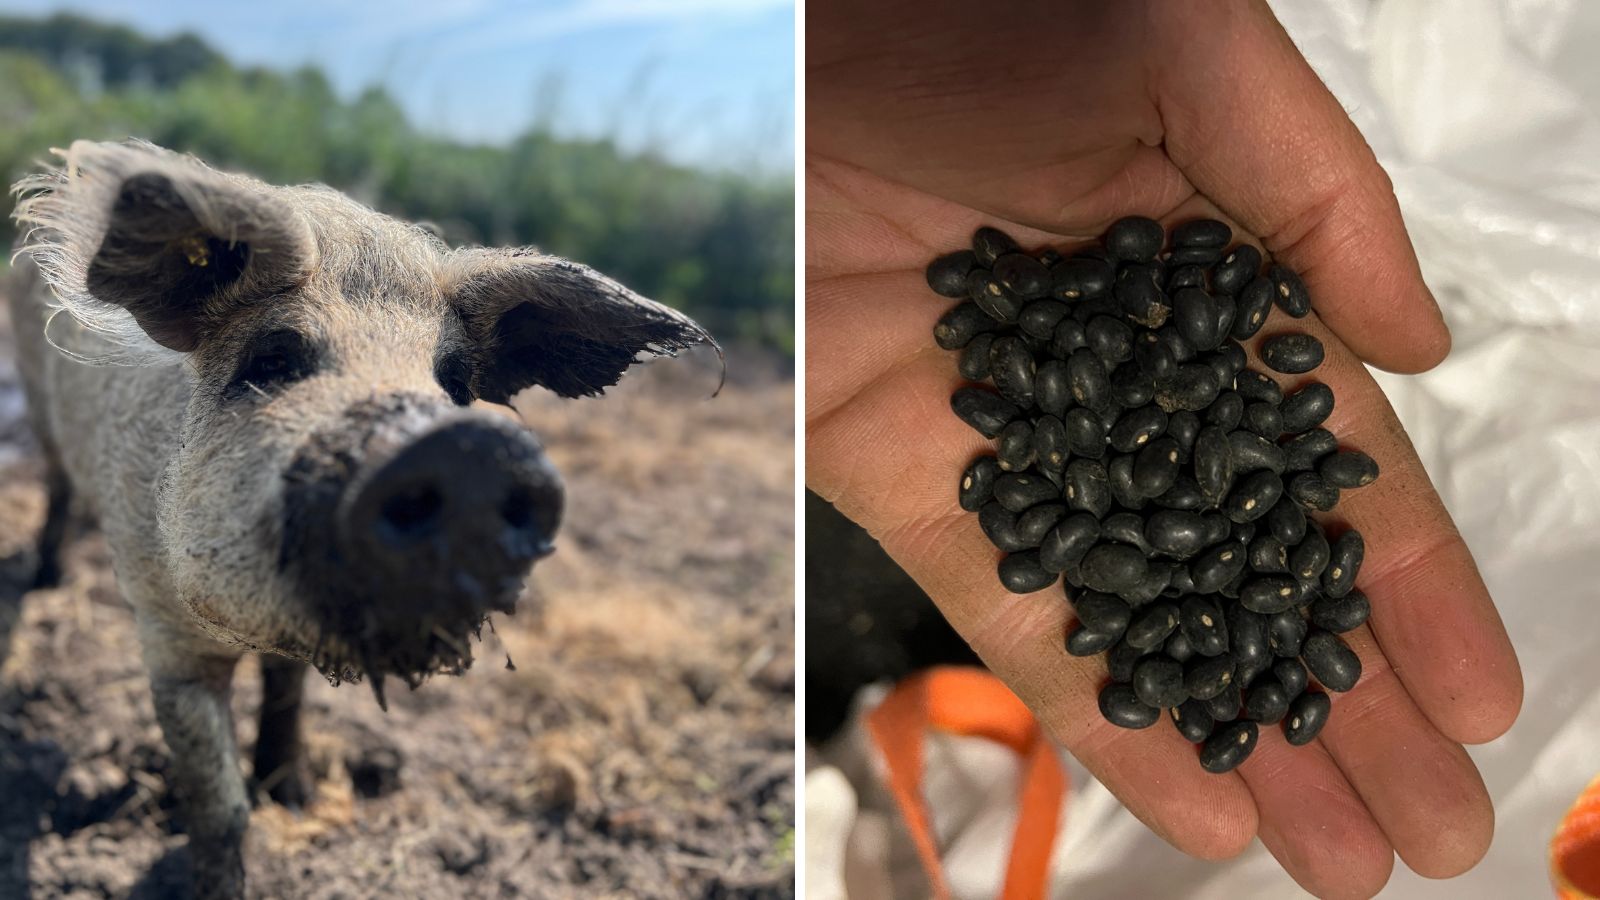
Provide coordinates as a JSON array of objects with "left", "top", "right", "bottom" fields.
[{"left": 3, "top": 140, "right": 716, "bottom": 898}]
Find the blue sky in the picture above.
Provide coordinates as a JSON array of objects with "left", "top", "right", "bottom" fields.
[{"left": 0, "top": 0, "right": 795, "bottom": 174}]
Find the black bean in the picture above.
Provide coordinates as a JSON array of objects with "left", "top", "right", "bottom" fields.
[
  {"left": 1172, "top": 218, "right": 1231, "bottom": 249},
  {"left": 1171, "top": 700, "right": 1216, "bottom": 743},
  {"left": 1035, "top": 359, "right": 1072, "bottom": 420},
  {"left": 1153, "top": 475, "right": 1208, "bottom": 511},
  {"left": 1125, "top": 600, "right": 1180, "bottom": 649},
  {"left": 1231, "top": 519, "right": 1257, "bottom": 545},
  {"left": 1200, "top": 351, "right": 1235, "bottom": 394},
  {"left": 1134, "top": 331, "right": 1176, "bottom": 382},
  {"left": 979, "top": 502, "right": 1030, "bottom": 552},
  {"left": 951, "top": 387, "right": 1019, "bottom": 438},
  {"left": 1290, "top": 528, "right": 1331, "bottom": 581},
  {"left": 1323, "top": 530, "right": 1364, "bottom": 598},
  {"left": 958, "top": 332, "right": 996, "bottom": 381},
  {"left": 1216, "top": 341, "right": 1249, "bottom": 381},
  {"left": 1110, "top": 362, "right": 1156, "bottom": 408},
  {"left": 1146, "top": 509, "right": 1208, "bottom": 559},
  {"left": 999, "top": 550, "right": 1057, "bottom": 593},
  {"left": 1212, "top": 244, "right": 1262, "bottom": 295},
  {"left": 1283, "top": 691, "right": 1330, "bottom": 746},
  {"left": 1204, "top": 687, "right": 1242, "bottom": 722},
  {"left": 996, "top": 420, "right": 1035, "bottom": 472},
  {"left": 1102, "top": 512, "right": 1153, "bottom": 555},
  {"left": 1287, "top": 472, "right": 1339, "bottom": 512},
  {"left": 1063, "top": 407, "right": 1108, "bottom": 459},
  {"left": 934, "top": 302, "right": 998, "bottom": 350},
  {"left": 1223, "top": 470, "right": 1283, "bottom": 523},
  {"left": 1273, "top": 657, "right": 1308, "bottom": 700},
  {"left": 1174, "top": 288, "right": 1222, "bottom": 352},
  {"left": 1050, "top": 317, "right": 1088, "bottom": 358},
  {"left": 1015, "top": 503, "right": 1067, "bottom": 547},
  {"left": 1107, "top": 407, "right": 1168, "bottom": 457},
  {"left": 1099, "top": 682, "right": 1160, "bottom": 729},
  {"left": 989, "top": 337, "right": 1036, "bottom": 407},
  {"left": 1190, "top": 542, "right": 1246, "bottom": 594},
  {"left": 1067, "top": 348, "right": 1111, "bottom": 412},
  {"left": 1019, "top": 299, "right": 1071, "bottom": 340},
  {"left": 1087, "top": 316, "right": 1135, "bottom": 364},
  {"left": 993, "top": 253, "right": 1051, "bottom": 299},
  {"left": 1107, "top": 454, "right": 1144, "bottom": 511},
  {"left": 1134, "top": 656, "right": 1189, "bottom": 708},
  {"left": 1283, "top": 428, "right": 1337, "bottom": 472},
  {"left": 1248, "top": 535, "right": 1290, "bottom": 573},
  {"left": 1264, "top": 497, "right": 1307, "bottom": 546},
  {"left": 1081, "top": 542, "right": 1149, "bottom": 596},
  {"left": 1241, "top": 574, "right": 1301, "bottom": 614},
  {"left": 1037, "top": 249, "right": 1063, "bottom": 268},
  {"left": 1067, "top": 624, "right": 1120, "bottom": 657},
  {"left": 1124, "top": 562, "right": 1175, "bottom": 606},
  {"left": 1267, "top": 608, "right": 1309, "bottom": 658},
  {"left": 1167, "top": 410, "right": 1201, "bottom": 457},
  {"left": 1029, "top": 418, "right": 1066, "bottom": 477},
  {"left": 1167, "top": 564, "right": 1197, "bottom": 597},
  {"left": 1169, "top": 245, "right": 1222, "bottom": 267},
  {"left": 1106, "top": 638, "right": 1146, "bottom": 682},
  {"left": 1179, "top": 595, "right": 1229, "bottom": 657},
  {"left": 1228, "top": 604, "right": 1271, "bottom": 686},
  {"left": 1133, "top": 437, "right": 1182, "bottom": 498},
  {"left": 1192, "top": 425, "right": 1233, "bottom": 501},
  {"left": 1115, "top": 264, "right": 1170, "bottom": 327},
  {"left": 1040, "top": 513, "right": 1101, "bottom": 572},
  {"left": 959, "top": 456, "right": 1001, "bottom": 512},
  {"left": 1241, "top": 402, "right": 1283, "bottom": 438},
  {"left": 994, "top": 472, "right": 1057, "bottom": 512},
  {"left": 1268, "top": 263, "right": 1311, "bottom": 317},
  {"left": 1200, "top": 719, "right": 1259, "bottom": 774},
  {"left": 1260, "top": 334, "right": 1324, "bottom": 374},
  {"left": 1233, "top": 369, "right": 1284, "bottom": 405},
  {"left": 1310, "top": 590, "right": 1370, "bottom": 633},
  {"left": 1231, "top": 277, "right": 1274, "bottom": 340},
  {"left": 1107, "top": 215, "right": 1165, "bottom": 261},
  {"left": 1302, "top": 629, "right": 1361, "bottom": 692},
  {"left": 973, "top": 226, "right": 1020, "bottom": 265},
  {"left": 1164, "top": 628, "right": 1196, "bottom": 662},
  {"left": 1227, "top": 431, "right": 1287, "bottom": 476},
  {"left": 1320, "top": 451, "right": 1379, "bottom": 489},
  {"left": 1205, "top": 391, "right": 1245, "bottom": 430},
  {"left": 1245, "top": 676, "right": 1290, "bottom": 725},
  {"left": 1064, "top": 459, "right": 1112, "bottom": 518},
  {"left": 1279, "top": 382, "right": 1334, "bottom": 434},
  {"left": 1166, "top": 264, "right": 1207, "bottom": 292},
  {"left": 1154, "top": 363, "right": 1220, "bottom": 413},
  {"left": 927, "top": 249, "right": 978, "bottom": 297},
  {"left": 1069, "top": 589, "right": 1129, "bottom": 634},
  {"left": 1051, "top": 256, "right": 1113, "bottom": 300}
]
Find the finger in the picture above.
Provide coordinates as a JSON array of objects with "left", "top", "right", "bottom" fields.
[
  {"left": 808, "top": 352, "right": 1260, "bottom": 860},
  {"left": 1152, "top": 1, "right": 1450, "bottom": 374},
  {"left": 1315, "top": 625, "right": 1496, "bottom": 878},
  {"left": 1239, "top": 731, "right": 1395, "bottom": 899},
  {"left": 1241, "top": 309, "right": 1523, "bottom": 746}
]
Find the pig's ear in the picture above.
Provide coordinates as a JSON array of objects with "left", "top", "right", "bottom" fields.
[
  {"left": 447, "top": 248, "right": 719, "bottom": 402},
  {"left": 13, "top": 140, "right": 315, "bottom": 353}
]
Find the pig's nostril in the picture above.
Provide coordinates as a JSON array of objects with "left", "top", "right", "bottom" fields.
[
  {"left": 378, "top": 485, "right": 443, "bottom": 540},
  {"left": 500, "top": 487, "right": 535, "bottom": 531}
]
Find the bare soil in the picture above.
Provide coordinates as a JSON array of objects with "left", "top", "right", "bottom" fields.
[{"left": 0, "top": 311, "right": 796, "bottom": 899}]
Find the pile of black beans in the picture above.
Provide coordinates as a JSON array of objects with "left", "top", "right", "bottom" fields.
[{"left": 928, "top": 217, "right": 1379, "bottom": 774}]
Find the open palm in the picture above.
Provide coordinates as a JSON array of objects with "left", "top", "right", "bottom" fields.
[{"left": 806, "top": 1, "right": 1522, "bottom": 896}]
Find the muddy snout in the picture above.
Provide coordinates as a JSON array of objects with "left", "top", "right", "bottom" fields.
[{"left": 336, "top": 416, "right": 563, "bottom": 615}]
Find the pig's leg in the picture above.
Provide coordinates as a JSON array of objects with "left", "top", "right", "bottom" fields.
[
  {"left": 252, "top": 655, "right": 310, "bottom": 807},
  {"left": 31, "top": 463, "right": 70, "bottom": 589},
  {"left": 146, "top": 649, "right": 250, "bottom": 900}
]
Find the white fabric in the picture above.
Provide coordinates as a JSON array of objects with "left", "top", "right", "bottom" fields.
[{"left": 807, "top": 0, "right": 1600, "bottom": 894}]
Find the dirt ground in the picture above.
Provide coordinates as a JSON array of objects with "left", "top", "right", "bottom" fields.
[{"left": 0, "top": 307, "right": 796, "bottom": 899}]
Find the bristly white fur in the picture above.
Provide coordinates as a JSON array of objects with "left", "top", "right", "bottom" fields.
[{"left": 11, "top": 140, "right": 189, "bottom": 366}]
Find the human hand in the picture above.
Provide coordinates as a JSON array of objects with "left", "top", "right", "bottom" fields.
[{"left": 806, "top": 1, "right": 1522, "bottom": 896}]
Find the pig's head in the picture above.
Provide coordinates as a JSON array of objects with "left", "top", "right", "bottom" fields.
[{"left": 14, "top": 140, "right": 716, "bottom": 700}]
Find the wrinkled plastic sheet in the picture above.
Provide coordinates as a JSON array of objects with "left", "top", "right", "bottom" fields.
[{"left": 808, "top": 0, "right": 1600, "bottom": 895}]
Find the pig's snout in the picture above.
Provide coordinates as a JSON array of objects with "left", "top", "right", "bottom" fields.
[{"left": 336, "top": 417, "right": 563, "bottom": 615}]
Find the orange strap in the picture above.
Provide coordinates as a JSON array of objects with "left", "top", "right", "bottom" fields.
[
  {"left": 1554, "top": 773, "right": 1600, "bottom": 899},
  {"left": 866, "top": 667, "right": 1067, "bottom": 900}
]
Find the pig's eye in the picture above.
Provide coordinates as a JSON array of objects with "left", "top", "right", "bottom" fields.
[
  {"left": 227, "top": 329, "right": 318, "bottom": 400},
  {"left": 435, "top": 354, "right": 475, "bottom": 407}
]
